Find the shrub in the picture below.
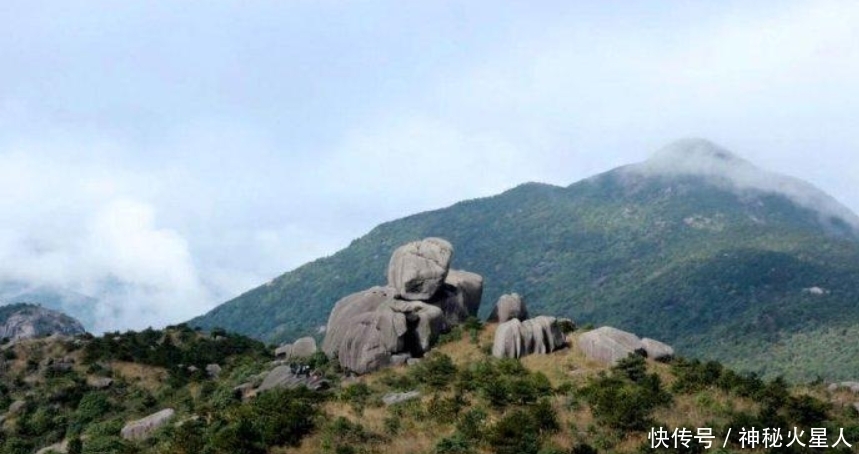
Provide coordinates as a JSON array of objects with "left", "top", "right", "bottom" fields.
[
  {"left": 411, "top": 353, "right": 458, "bottom": 390},
  {"left": 487, "top": 409, "right": 541, "bottom": 454}
]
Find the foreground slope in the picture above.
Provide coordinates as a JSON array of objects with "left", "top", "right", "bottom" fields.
[
  {"left": 4, "top": 324, "right": 859, "bottom": 454},
  {"left": 191, "top": 139, "right": 859, "bottom": 380}
]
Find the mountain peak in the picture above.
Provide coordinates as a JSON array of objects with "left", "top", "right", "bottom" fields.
[{"left": 641, "top": 138, "right": 753, "bottom": 176}]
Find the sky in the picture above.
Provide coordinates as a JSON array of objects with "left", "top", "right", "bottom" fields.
[{"left": 1, "top": 0, "right": 857, "bottom": 332}]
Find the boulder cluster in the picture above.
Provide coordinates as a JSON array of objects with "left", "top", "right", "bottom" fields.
[
  {"left": 322, "top": 238, "right": 483, "bottom": 374},
  {"left": 577, "top": 326, "right": 674, "bottom": 365},
  {"left": 489, "top": 293, "right": 570, "bottom": 359}
]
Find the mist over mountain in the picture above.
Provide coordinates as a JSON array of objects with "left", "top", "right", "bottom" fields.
[{"left": 191, "top": 140, "right": 859, "bottom": 380}]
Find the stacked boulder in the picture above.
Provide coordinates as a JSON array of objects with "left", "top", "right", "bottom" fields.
[
  {"left": 490, "top": 293, "right": 568, "bottom": 359},
  {"left": 577, "top": 326, "right": 674, "bottom": 365},
  {"left": 322, "top": 238, "right": 483, "bottom": 374}
]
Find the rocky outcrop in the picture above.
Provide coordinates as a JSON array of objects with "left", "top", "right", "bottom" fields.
[
  {"left": 387, "top": 238, "right": 453, "bottom": 301},
  {"left": 0, "top": 303, "right": 86, "bottom": 343},
  {"left": 120, "top": 408, "right": 175, "bottom": 440},
  {"left": 492, "top": 316, "right": 567, "bottom": 359},
  {"left": 276, "top": 336, "right": 318, "bottom": 360},
  {"left": 641, "top": 338, "right": 674, "bottom": 361},
  {"left": 488, "top": 293, "right": 528, "bottom": 323},
  {"left": 382, "top": 390, "right": 421, "bottom": 406},
  {"left": 257, "top": 365, "right": 329, "bottom": 392},
  {"left": 578, "top": 326, "right": 673, "bottom": 365},
  {"left": 321, "top": 238, "right": 483, "bottom": 374}
]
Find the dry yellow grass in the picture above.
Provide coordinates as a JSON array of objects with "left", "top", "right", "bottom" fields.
[{"left": 111, "top": 361, "right": 169, "bottom": 391}]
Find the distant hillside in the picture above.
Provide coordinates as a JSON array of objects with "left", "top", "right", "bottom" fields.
[
  {"left": 191, "top": 139, "right": 859, "bottom": 381},
  {"left": 0, "top": 283, "right": 98, "bottom": 331},
  {"left": 0, "top": 302, "right": 86, "bottom": 342}
]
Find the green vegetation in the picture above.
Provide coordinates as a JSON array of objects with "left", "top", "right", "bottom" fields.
[
  {"left": 191, "top": 169, "right": 859, "bottom": 381},
  {"left": 2, "top": 325, "right": 859, "bottom": 453}
]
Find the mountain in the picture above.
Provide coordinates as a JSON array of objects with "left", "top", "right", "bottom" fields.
[
  {"left": 190, "top": 139, "right": 859, "bottom": 381},
  {"left": 0, "top": 302, "right": 87, "bottom": 342},
  {"left": 0, "top": 283, "right": 98, "bottom": 331}
]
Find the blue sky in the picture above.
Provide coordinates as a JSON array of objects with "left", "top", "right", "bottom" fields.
[{"left": 1, "top": 1, "right": 857, "bottom": 331}]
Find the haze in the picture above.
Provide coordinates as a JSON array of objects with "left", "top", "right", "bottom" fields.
[{"left": 1, "top": 1, "right": 857, "bottom": 331}]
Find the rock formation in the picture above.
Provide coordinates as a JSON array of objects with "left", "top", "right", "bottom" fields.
[
  {"left": 492, "top": 316, "right": 567, "bottom": 359},
  {"left": 578, "top": 326, "right": 673, "bottom": 365},
  {"left": 322, "top": 238, "right": 483, "bottom": 374},
  {"left": 120, "top": 408, "right": 175, "bottom": 440},
  {"left": 0, "top": 303, "right": 86, "bottom": 343},
  {"left": 275, "top": 336, "right": 318, "bottom": 360},
  {"left": 387, "top": 237, "right": 453, "bottom": 301},
  {"left": 487, "top": 293, "right": 528, "bottom": 323}
]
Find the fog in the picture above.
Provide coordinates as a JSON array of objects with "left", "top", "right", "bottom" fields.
[{"left": 1, "top": 1, "right": 857, "bottom": 331}]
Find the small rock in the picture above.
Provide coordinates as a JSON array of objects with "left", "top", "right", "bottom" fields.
[
  {"left": 382, "top": 391, "right": 421, "bottom": 406},
  {"left": 121, "top": 409, "right": 175, "bottom": 440},
  {"left": 87, "top": 377, "right": 114, "bottom": 389},
  {"left": 205, "top": 364, "right": 222, "bottom": 378},
  {"left": 488, "top": 293, "right": 528, "bottom": 323},
  {"left": 641, "top": 338, "right": 674, "bottom": 361},
  {"left": 8, "top": 400, "right": 26, "bottom": 414},
  {"left": 407, "top": 358, "right": 422, "bottom": 367},
  {"left": 390, "top": 353, "right": 411, "bottom": 366}
]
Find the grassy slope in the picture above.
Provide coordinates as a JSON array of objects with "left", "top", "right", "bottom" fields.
[{"left": 191, "top": 170, "right": 859, "bottom": 381}]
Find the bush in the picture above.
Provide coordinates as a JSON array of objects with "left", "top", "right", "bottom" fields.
[
  {"left": 581, "top": 372, "right": 671, "bottom": 431},
  {"left": 487, "top": 409, "right": 541, "bottom": 454},
  {"left": 411, "top": 353, "right": 458, "bottom": 390}
]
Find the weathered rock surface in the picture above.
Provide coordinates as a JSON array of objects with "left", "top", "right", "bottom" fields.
[
  {"left": 257, "top": 365, "right": 328, "bottom": 392},
  {"left": 488, "top": 293, "right": 528, "bottom": 323},
  {"left": 578, "top": 326, "right": 673, "bottom": 365},
  {"left": 36, "top": 440, "right": 68, "bottom": 454},
  {"left": 205, "top": 363, "right": 222, "bottom": 378},
  {"left": 430, "top": 270, "right": 484, "bottom": 329},
  {"left": 321, "top": 238, "right": 483, "bottom": 374},
  {"left": 322, "top": 286, "right": 396, "bottom": 356},
  {"left": 87, "top": 377, "right": 114, "bottom": 389},
  {"left": 337, "top": 310, "right": 407, "bottom": 374},
  {"left": 0, "top": 304, "right": 86, "bottom": 343},
  {"left": 277, "top": 336, "right": 318, "bottom": 360},
  {"left": 641, "top": 338, "right": 674, "bottom": 361},
  {"left": 492, "top": 316, "right": 567, "bottom": 359},
  {"left": 121, "top": 408, "right": 175, "bottom": 440},
  {"left": 387, "top": 238, "right": 453, "bottom": 300},
  {"left": 382, "top": 390, "right": 421, "bottom": 406},
  {"left": 829, "top": 381, "right": 859, "bottom": 393}
]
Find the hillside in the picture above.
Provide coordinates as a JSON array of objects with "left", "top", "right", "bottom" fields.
[
  {"left": 190, "top": 139, "right": 859, "bottom": 381},
  {"left": 0, "top": 303, "right": 86, "bottom": 342},
  {"left": 2, "top": 324, "right": 859, "bottom": 454}
]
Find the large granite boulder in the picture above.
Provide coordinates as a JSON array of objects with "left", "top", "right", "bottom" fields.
[
  {"left": 578, "top": 326, "right": 648, "bottom": 365},
  {"left": 322, "top": 286, "right": 396, "bottom": 356},
  {"left": 121, "top": 409, "right": 175, "bottom": 440},
  {"left": 492, "top": 316, "right": 567, "bottom": 359},
  {"left": 389, "top": 300, "right": 445, "bottom": 354},
  {"left": 488, "top": 293, "right": 528, "bottom": 323},
  {"left": 387, "top": 238, "right": 453, "bottom": 300},
  {"left": 338, "top": 310, "right": 408, "bottom": 374},
  {"left": 430, "top": 270, "right": 484, "bottom": 328}
]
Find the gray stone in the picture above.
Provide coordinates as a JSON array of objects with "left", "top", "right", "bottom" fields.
[
  {"left": 291, "top": 337, "right": 318, "bottom": 359},
  {"left": 0, "top": 305, "right": 86, "bottom": 343},
  {"left": 577, "top": 326, "right": 648, "bottom": 365},
  {"left": 641, "top": 338, "right": 674, "bottom": 361},
  {"left": 488, "top": 293, "right": 528, "bottom": 323},
  {"left": 257, "top": 365, "right": 329, "bottom": 392},
  {"left": 87, "top": 377, "right": 114, "bottom": 389},
  {"left": 389, "top": 300, "right": 444, "bottom": 353},
  {"left": 8, "top": 400, "right": 25, "bottom": 414},
  {"left": 233, "top": 382, "right": 255, "bottom": 400},
  {"left": 492, "top": 316, "right": 567, "bottom": 359},
  {"left": 36, "top": 440, "right": 68, "bottom": 454},
  {"left": 431, "top": 270, "right": 484, "bottom": 326},
  {"left": 205, "top": 364, "right": 222, "bottom": 378},
  {"left": 322, "top": 286, "right": 396, "bottom": 357},
  {"left": 833, "top": 382, "right": 859, "bottom": 393},
  {"left": 387, "top": 238, "right": 453, "bottom": 301},
  {"left": 337, "top": 310, "right": 407, "bottom": 374},
  {"left": 274, "top": 343, "right": 293, "bottom": 358},
  {"left": 382, "top": 390, "right": 421, "bottom": 406},
  {"left": 407, "top": 358, "right": 422, "bottom": 366},
  {"left": 121, "top": 408, "right": 175, "bottom": 440},
  {"left": 390, "top": 353, "right": 411, "bottom": 366}
]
